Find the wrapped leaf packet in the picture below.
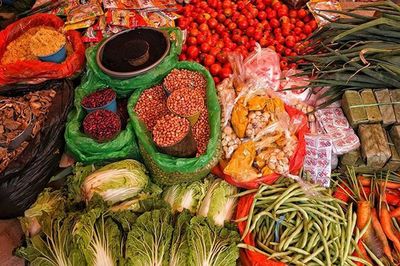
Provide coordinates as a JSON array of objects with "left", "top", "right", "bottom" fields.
[
  {"left": 374, "top": 89, "right": 396, "bottom": 127},
  {"left": 390, "top": 89, "right": 400, "bottom": 124},
  {"left": 342, "top": 91, "right": 368, "bottom": 128},
  {"left": 385, "top": 133, "right": 400, "bottom": 171},
  {"left": 358, "top": 124, "right": 391, "bottom": 169},
  {"left": 360, "top": 89, "right": 382, "bottom": 123},
  {"left": 340, "top": 149, "right": 362, "bottom": 166},
  {"left": 390, "top": 125, "right": 400, "bottom": 154}
]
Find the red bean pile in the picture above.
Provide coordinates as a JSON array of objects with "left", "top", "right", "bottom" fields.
[
  {"left": 192, "top": 107, "right": 210, "bottom": 156},
  {"left": 83, "top": 109, "right": 121, "bottom": 142},
  {"left": 134, "top": 85, "right": 169, "bottom": 130},
  {"left": 81, "top": 88, "right": 116, "bottom": 109},
  {"left": 152, "top": 114, "right": 190, "bottom": 147},
  {"left": 163, "top": 69, "right": 207, "bottom": 98},
  {"left": 167, "top": 88, "right": 205, "bottom": 117}
]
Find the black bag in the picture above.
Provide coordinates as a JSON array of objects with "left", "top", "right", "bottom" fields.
[{"left": 0, "top": 79, "right": 73, "bottom": 218}]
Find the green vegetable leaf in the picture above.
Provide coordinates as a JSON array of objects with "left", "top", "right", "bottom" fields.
[
  {"left": 169, "top": 211, "right": 191, "bottom": 266},
  {"left": 187, "top": 217, "right": 240, "bottom": 266},
  {"left": 197, "top": 177, "right": 238, "bottom": 226},
  {"left": 126, "top": 208, "right": 174, "bottom": 266},
  {"left": 81, "top": 159, "right": 149, "bottom": 205}
]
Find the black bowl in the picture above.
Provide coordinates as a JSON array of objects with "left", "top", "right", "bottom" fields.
[{"left": 96, "top": 27, "right": 170, "bottom": 79}]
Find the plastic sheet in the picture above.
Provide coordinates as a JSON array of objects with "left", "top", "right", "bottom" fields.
[{"left": 0, "top": 80, "right": 73, "bottom": 218}]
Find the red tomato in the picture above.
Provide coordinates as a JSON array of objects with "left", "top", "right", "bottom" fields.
[
  {"left": 294, "top": 27, "right": 302, "bottom": 35},
  {"left": 189, "top": 28, "right": 200, "bottom": 37},
  {"left": 232, "top": 29, "right": 242, "bottom": 35},
  {"left": 210, "top": 63, "right": 222, "bottom": 75},
  {"left": 309, "top": 20, "right": 318, "bottom": 31},
  {"left": 196, "top": 14, "right": 206, "bottom": 24},
  {"left": 297, "top": 9, "right": 307, "bottom": 18},
  {"left": 289, "top": 10, "right": 297, "bottom": 18},
  {"left": 224, "top": 7, "right": 233, "bottom": 17},
  {"left": 277, "top": 7, "right": 288, "bottom": 17},
  {"left": 197, "top": 33, "right": 207, "bottom": 43},
  {"left": 207, "top": 18, "right": 218, "bottom": 29},
  {"left": 246, "top": 26, "right": 256, "bottom": 37},
  {"left": 232, "top": 34, "right": 242, "bottom": 43},
  {"left": 187, "top": 46, "right": 199, "bottom": 59},
  {"left": 253, "top": 30, "right": 263, "bottom": 41},
  {"left": 216, "top": 24, "right": 226, "bottom": 34},
  {"left": 270, "top": 18, "right": 280, "bottom": 28},
  {"left": 257, "top": 11, "right": 267, "bottom": 20},
  {"left": 285, "top": 36, "right": 296, "bottom": 47},
  {"left": 187, "top": 36, "right": 197, "bottom": 46},
  {"left": 228, "top": 22, "right": 237, "bottom": 31},
  {"left": 237, "top": 1, "right": 245, "bottom": 9},
  {"left": 303, "top": 15, "right": 311, "bottom": 23},
  {"left": 199, "top": 23, "right": 209, "bottom": 32},
  {"left": 216, "top": 40, "right": 225, "bottom": 49},
  {"left": 303, "top": 24, "right": 312, "bottom": 34},
  {"left": 266, "top": 8, "right": 276, "bottom": 19},
  {"left": 217, "top": 13, "right": 226, "bottom": 23},
  {"left": 201, "top": 43, "right": 211, "bottom": 52},
  {"left": 238, "top": 19, "right": 249, "bottom": 29},
  {"left": 179, "top": 53, "right": 187, "bottom": 61},
  {"left": 203, "top": 54, "right": 216, "bottom": 66},
  {"left": 295, "top": 21, "right": 304, "bottom": 28},
  {"left": 209, "top": 47, "right": 221, "bottom": 56},
  {"left": 280, "top": 15, "right": 290, "bottom": 24},
  {"left": 177, "top": 17, "right": 189, "bottom": 29},
  {"left": 213, "top": 76, "right": 220, "bottom": 84},
  {"left": 219, "top": 67, "right": 232, "bottom": 79},
  {"left": 208, "top": 0, "right": 218, "bottom": 8},
  {"left": 216, "top": 51, "right": 228, "bottom": 63},
  {"left": 263, "top": 0, "right": 272, "bottom": 6}
]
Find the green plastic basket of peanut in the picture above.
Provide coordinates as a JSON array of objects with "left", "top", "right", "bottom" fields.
[{"left": 128, "top": 61, "right": 221, "bottom": 185}]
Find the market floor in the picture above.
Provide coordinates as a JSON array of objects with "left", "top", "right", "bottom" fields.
[{"left": 0, "top": 219, "right": 24, "bottom": 266}]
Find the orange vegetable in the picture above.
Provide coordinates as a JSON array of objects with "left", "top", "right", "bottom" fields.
[
  {"left": 372, "top": 208, "right": 394, "bottom": 262},
  {"left": 380, "top": 204, "right": 400, "bottom": 253},
  {"left": 390, "top": 206, "right": 400, "bottom": 218}
]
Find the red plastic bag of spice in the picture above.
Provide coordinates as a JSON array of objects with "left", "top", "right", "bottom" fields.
[
  {"left": 236, "top": 193, "right": 287, "bottom": 266},
  {"left": 0, "top": 14, "right": 85, "bottom": 86},
  {"left": 213, "top": 105, "right": 309, "bottom": 190}
]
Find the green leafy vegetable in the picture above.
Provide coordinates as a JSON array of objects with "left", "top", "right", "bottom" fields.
[
  {"left": 169, "top": 211, "right": 191, "bottom": 266},
  {"left": 197, "top": 177, "right": 238, "bottom": 226},
  {"left": 126, "top": 208, "right": 174, "bottom": 266},
  {"left": 20, "top": 188, "right": 65, "bottom": 237},
  {"left": 187, "top": 217, "right": 240, "bottom": 266},
  {"left": 163, "top": 179, "right": 210, "bottom": 214},
  {"left": 81, "top": 159, "right": 149, "bottom": 205}
]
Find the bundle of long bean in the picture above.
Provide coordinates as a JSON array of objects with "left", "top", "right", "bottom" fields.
[
  {"left": 292, "top": 1, "right": 400, "bottom": 107},
  {"left": 238, "top": 179, "right": 371, "bottom": 266}
]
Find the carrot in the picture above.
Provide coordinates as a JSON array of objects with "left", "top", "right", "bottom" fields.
[
  {"left": 333, "top": 181, "right": 352, "bottom": 203},
  {"left": 391, "top": 206, "right": 400, "bottom": 218},
  {"left": 357, "top": 201, "right": 372, "bottom": 230},
  {"left": 380, "top": 204, "right": 400, "bottom": 253},
  {"left": 372, "top": 208, "right": 394, "bottom": 262},
  {"left": 384, "top": 193, "right": 400, "bottom": 206},
  {"left": 352, "top": 240, "right": 372, "bottom": 266},
  {"left": 359, "top": 176, "right": 400, "bottom": 189}
]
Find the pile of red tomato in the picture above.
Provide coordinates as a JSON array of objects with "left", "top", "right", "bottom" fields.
[{"left": 176, "top": 0, "right": 318, "bottom": 84}]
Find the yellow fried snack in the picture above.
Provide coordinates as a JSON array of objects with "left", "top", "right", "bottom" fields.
[
  {"left": 273, "top": 97, "right": 285, "bottom": 113},
  {"left": 224, "top": 141, "right": 260, "bottom": 182},
  {"left": 231, "top": 97, "right": 249, "bottom": 138},
  {"left": 248, "top": 95, "right": 269, "bottom": 111},
  {"left": 262, "top": 166, "right": 274, "bottom": 176}
]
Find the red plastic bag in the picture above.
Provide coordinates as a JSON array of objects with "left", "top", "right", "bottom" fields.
[
  {"left": 0, "top": 14, "right": 85, "bottom": 86},
  {"left": 236, "top": 193, "right": 287, "bottom": 266},
  {"left": 214, "top": 105, "right": 309, "bottom": 189}
]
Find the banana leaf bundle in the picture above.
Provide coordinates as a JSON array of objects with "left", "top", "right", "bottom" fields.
[{"left": 292, "top": 1, "right": 400, "bottom": 107}]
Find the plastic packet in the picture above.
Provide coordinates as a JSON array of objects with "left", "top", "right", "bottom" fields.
[
  {"left": 105, "top": 9, "right": 148, "bottom": 28},
  {"left": 307, "top": 0, "right": 341, "bottom": 27},
  {"left": 103, "top": 0, "right": 175, "bottom": 11},
  {"left": 228, "top": 44, "right": 281, "bottom": 93},
  {"left": 217, "top": 78, "right": 236, "bottom": 128},
  {"left": 140, "top": 11, "right": 175, "bottom": 27}
]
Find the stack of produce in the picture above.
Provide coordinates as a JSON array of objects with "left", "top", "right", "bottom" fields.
[
  {"left": 334, "top": 168, "right": 400, "bottom": 265},
  {"left": 340, "top": 88, "right": 400, "bottom": 172},
  {"left": 16, "top": 160, "right": 240, "bottom": 266},
  {"left": 176, "top": 0, "right": 318, "bottom": 83},
  {"left": 237, "top": 178, "right": 367, "bottom": 265},
  {"left": 135, "top": 68, "right": 211, "bottom": 157},
  {"left": 294, "top": 1, "right": 400, "bottom": 106}
]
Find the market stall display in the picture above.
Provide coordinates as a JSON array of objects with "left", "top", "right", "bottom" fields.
[
  {"left": 0, "top": 14, "right": 85, "bottom": 86},
  {"left": 2, "top": 0, "right": 400, "bottom": 265}
]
